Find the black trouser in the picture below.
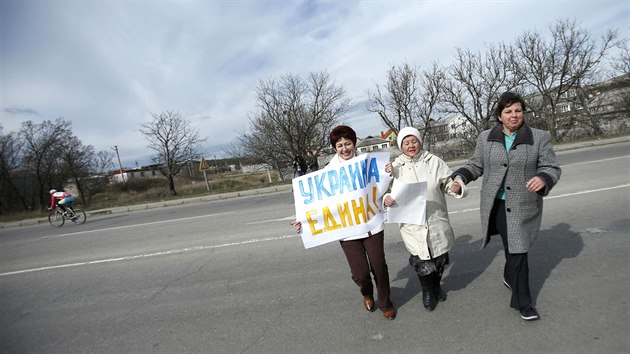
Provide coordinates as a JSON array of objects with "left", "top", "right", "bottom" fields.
[
  {"left": 339, "top": 231, "right": 392, "bottom": 310},
  {"left": 489, "top": 199, "right": 532, "bottom": 310}
]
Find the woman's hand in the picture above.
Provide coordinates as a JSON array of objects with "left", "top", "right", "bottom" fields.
[
  {"left": 384, "top": 195, "right": 396, "bottom": 207},
  {"left": 526, "top": 176, "right": 546, "bottom": 192},
  {"left": 385, "top": 162, "right": 393, "bottom": 175},
  {"left": 290, "top": 221, "right": 302, "bottom": 233},
  {"left": 451, "top": 178, "right": 463, "bottom": 194}
]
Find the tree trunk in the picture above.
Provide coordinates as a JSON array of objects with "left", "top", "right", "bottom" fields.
[{"left": 168, "top": 176, "right": 177, "bottom": 195}]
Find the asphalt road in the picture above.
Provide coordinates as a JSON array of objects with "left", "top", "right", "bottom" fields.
[{"left": 1, "top": 141, "right": 629, "bottom": 353}]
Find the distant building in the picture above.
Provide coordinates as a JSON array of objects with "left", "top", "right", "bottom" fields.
[
  {"left": 240, "top": 163, "right": 272, "bottom": 174},
  {"left": 356, "top": 136, "right": 392, "bottom": 153},
  {"left": 380, "top": 129, "right": 397, "bottom": 144},
  {"left": 525, "top": 74, "right": 630, "bottom": 139},
  {"left": 121, "top": 164, "right": 164, "bottom": 181},
  {"left": 416, "top": 113, "right": 474, "bottom": 146},
  {"left": 111, "top": 171, "right": 130, "bottom": 183}
]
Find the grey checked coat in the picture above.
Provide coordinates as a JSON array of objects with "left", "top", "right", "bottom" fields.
[{"left": 452, "top": 123, "right": 561, "bottom": 253}]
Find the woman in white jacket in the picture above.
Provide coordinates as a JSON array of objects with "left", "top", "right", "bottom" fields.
[{"left": 384, "top": 127, "right": 466, "bottom": 311}]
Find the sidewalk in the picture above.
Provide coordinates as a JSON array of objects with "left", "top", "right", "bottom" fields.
[{"left": 2, "top": 135, "right": 628, "bottom": 230}]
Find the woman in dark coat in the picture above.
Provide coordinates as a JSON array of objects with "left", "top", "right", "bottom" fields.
[{"left": 452, "top": 91, "right": 561, "bottom": 321}]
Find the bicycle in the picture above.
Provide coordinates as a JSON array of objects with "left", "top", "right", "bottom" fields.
[{"left": 48, "top": 205, "right": 87, "bottom": 227}]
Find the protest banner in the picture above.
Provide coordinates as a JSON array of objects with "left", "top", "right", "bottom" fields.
[{"left": 292, "top": 152, "right": 391, "bottom": 249}]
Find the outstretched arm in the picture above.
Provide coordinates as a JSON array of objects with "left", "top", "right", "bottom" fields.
[{"left": 290, "top": 221, "right": 302, "bottom": 233}]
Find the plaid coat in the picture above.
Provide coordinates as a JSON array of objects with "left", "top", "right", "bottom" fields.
[{"left": 452, "top": 123, "right": 561, "bottom": 253}]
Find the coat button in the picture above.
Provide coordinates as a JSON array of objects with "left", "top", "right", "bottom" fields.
[
  {"left": 506, "top": 186, "right": 511, "bottom": 190},
  {"left": 506, "top": 208, "right": 511, "bottom": 212},
  {"left": 503, "top": 163, "right": 508, "bottom": 167}
]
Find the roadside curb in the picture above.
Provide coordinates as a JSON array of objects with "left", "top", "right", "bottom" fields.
[
  {"left": 1, "top": 135, "right": 628, "bottom": 230},
  {"left": 0, "top": 185, "right": 294, "bottom": 230}
]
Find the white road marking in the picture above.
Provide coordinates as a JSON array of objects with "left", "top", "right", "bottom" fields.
[
  {"left": 446, "top": 184, "right": 630, "bottom": 214},
  {"left": 247, "top": 216, "right": 295, "bottom": 225},
  {"left": 41, "top": 212, "right": 234, "bottom": 239},
  {"left": 545, "top": 183, "right": 630, "bottom": 199},
  {"left": 0, "top": 234, "right": 299, "bottom": 277},
  {"left": 5, "top": 184, "right": 628, "bottom": 278},
  {"left": 560, "top": 155, "right": 630, "bottom": 167}
]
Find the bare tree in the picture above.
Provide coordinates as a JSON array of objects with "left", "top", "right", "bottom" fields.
[
  {"left": 62, "top": 136, "right": 114, "bottom": 206},
  {"left": 512, "top": 18, "right": 618, "bottom": 141},
  {"left": 1, "top": 119, "right": 119, "bottom": 214},
  {"left": 367, "top": 62, "right": 421, "bottom": 133},
  {"left": 367, "top": 62, "right": 447, "bottom": 150},
  {"left": 241, "top": 118, "right": 289, "bottom": 178},
  {"left": 19, "top": 118, "right": 73, "bottom": 210},
  {"left": 610, "top": 37, "right": 630, "bottom": 77},
  {"left": 416, "top": 63, "right": 449, "bottom": 152},
  {"left": 607, "top": 39, "right": 630, "bottom": 117},
  {"left": 237, "top": 72, "right": 350, "bottom": 178},
  {"left": 0, "top": 126, "right": 27, "bottom": 214},
  {"left": 139, "top": 111, "right": 205, "bottom": 195},
  {"left": 442, "top": 44, "right": 521, "bottom": 141}
]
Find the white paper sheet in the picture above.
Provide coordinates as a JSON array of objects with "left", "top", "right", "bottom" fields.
[{"left": 386, "top": 179, "right": 426, "bottom": 225}]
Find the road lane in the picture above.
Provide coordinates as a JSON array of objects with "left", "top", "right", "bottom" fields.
[{"left": 1, "top": 142, "right": 628, "bottom": 353}]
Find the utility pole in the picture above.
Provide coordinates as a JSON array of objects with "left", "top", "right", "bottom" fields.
[{"left": 113, "top": 145, "right": 126, "bottom": 182}]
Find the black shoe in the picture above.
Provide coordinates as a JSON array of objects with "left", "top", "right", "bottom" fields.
[
  {"left": 435, "top": 288, "right": 447, "bottom": 302},
  {"left": 503, "top": 279, "right": 512, "bottom": 291},
  {"left": 422, "top": 291, "right": 437, "bottom": 311},
  {"left": 433, "top": 275, "right": 447, "bottom": 301},
  {"left": 418, "top": 274, "right": 437, "bottom": 311},
  {"left": 520, "top": 306, "right": 540, "bottom": 321}
]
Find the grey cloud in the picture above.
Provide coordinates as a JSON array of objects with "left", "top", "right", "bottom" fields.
[{"left": 4, "top": 107, "right": 40, "bottom": 116}]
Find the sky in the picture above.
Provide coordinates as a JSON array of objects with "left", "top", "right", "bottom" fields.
[{"left": 1, "top": 1, "right": 628, "bottom": 168}]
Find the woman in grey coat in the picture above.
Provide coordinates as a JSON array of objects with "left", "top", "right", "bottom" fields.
[{"left": 452, "top": 91, "right": 561, "bottom": 321}]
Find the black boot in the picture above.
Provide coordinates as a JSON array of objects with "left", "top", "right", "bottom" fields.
[
  {"left": 418, "top": 274, "right": 437, "bottom": 311},
  {"left": 434, "top": 272, "right": 447, "bottom": 302}
]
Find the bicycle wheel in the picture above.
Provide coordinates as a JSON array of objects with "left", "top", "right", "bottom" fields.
[
  {"left": 69, "top": 208, "right": 87, "bottom": 225},
  {"left": 48, "top": 210, "right": 65, "bottom": 227}
]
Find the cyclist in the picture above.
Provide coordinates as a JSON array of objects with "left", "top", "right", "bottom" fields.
[{"left": 48, "top": 189, "right": 76, "bottom": 215}]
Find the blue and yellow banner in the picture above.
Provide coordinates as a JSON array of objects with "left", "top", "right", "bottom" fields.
[{"left": 292, "top": 152, "right": 391, "bottom": 249}]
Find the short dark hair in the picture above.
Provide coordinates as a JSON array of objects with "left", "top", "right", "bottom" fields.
[
  {"left": 494, "top": 91, "right": 527, "bottom": 123},
  {"left": 329, "top": 125, "right": 357, "bottom": 148}
]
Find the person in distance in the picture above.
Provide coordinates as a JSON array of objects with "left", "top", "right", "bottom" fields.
[{"left": 48, "top": 189, "right": 76, "bottom": 214}]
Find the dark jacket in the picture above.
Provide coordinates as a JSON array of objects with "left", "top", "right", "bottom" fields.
[{"left": 452, "top": 123, "right": 561, "bottom": 253}]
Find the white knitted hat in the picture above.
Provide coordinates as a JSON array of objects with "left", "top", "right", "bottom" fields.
[{"left": 396, "top": 127, "right": 422, "bottom": 150}]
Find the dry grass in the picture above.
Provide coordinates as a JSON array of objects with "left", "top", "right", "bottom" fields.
[
  {"left": 0, "top": 170, "right": 288, "bottom": 223},
  {"left": 87, "top": 170, "right": 287, "bottom": 210}
]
